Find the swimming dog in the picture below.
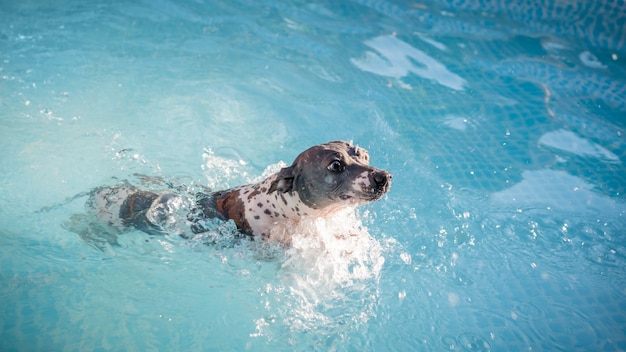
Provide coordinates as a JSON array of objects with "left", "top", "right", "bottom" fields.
[{"left": 83, "top": 141, "right": 391, "bottom": 244}]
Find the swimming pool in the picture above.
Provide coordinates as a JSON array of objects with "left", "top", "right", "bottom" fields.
[{"left": 1, "top": 0, "right": 625, "bottom": 350}]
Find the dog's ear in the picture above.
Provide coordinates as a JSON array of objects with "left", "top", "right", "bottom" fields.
[{"left": 268, "top": 165, "right": 296, "bottom": 194}]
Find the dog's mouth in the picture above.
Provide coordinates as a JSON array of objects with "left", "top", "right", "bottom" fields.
[
  {"left": 337, "top": 172, "right": 392, "bottom": 203},
  {"left": 349, "top": 171, "right": 392, "bottom": 203},
  {"left": 365, "top": 188, "right": 389, "bottom": 201},
  {"left": 339, "top": 187, "right": 388, "bottom": 203}
]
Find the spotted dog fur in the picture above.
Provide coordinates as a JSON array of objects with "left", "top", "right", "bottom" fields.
[{"left": 86, "top": 141, "right": 391, "bottom": 244}]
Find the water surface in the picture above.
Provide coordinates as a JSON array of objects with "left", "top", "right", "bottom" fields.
[{"left": 1, "top": 0, "right": 625, "bottom": 350}]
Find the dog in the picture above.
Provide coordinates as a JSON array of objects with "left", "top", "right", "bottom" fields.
[{"left": 82, "top": 141, "right": 391, "bottom": 245}]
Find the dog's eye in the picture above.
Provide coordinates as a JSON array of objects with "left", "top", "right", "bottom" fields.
[{"left": 327, "top": 160, "right": 344, "bottom": 173}]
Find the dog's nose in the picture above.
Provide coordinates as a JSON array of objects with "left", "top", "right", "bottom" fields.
[{"left": 373, "top": 170, "right": 391, "bottom": 188}]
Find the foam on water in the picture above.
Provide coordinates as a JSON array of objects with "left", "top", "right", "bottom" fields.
[
  {"left": 249, "top": 210, "right": 385, "bottom": 340},
  {"left": 284, "top": 210, "right": 384, "bottom": 287}
]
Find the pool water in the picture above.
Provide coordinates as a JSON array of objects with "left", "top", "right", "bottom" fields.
[{"left": 1, "top": 0, "right": 625, "bottom": 350}]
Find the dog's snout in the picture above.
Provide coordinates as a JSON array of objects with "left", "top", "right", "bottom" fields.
[{"left": 372, "top": 170, "right": 391, "bottom": 188}]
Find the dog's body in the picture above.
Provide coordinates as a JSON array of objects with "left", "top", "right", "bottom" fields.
[{"left": 85, "top": 141, "right": 391, "bottom": 244}]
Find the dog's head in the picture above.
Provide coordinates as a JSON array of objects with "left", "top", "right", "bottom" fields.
[{"left": 268, "top": 141, "right": 391, "bottom": 210}]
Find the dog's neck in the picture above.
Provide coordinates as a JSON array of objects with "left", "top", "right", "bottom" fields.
[{"left": 209, "top": 174, "right": 344, "bottom": 242}]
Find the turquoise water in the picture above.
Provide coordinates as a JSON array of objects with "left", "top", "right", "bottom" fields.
[{"left": 1, "top": 0, "right": 625, "bottom": 350}]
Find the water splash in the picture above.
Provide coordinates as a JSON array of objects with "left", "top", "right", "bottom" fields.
[{"left": 251, "top": 208, "right": 385, "bottom": 340}]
